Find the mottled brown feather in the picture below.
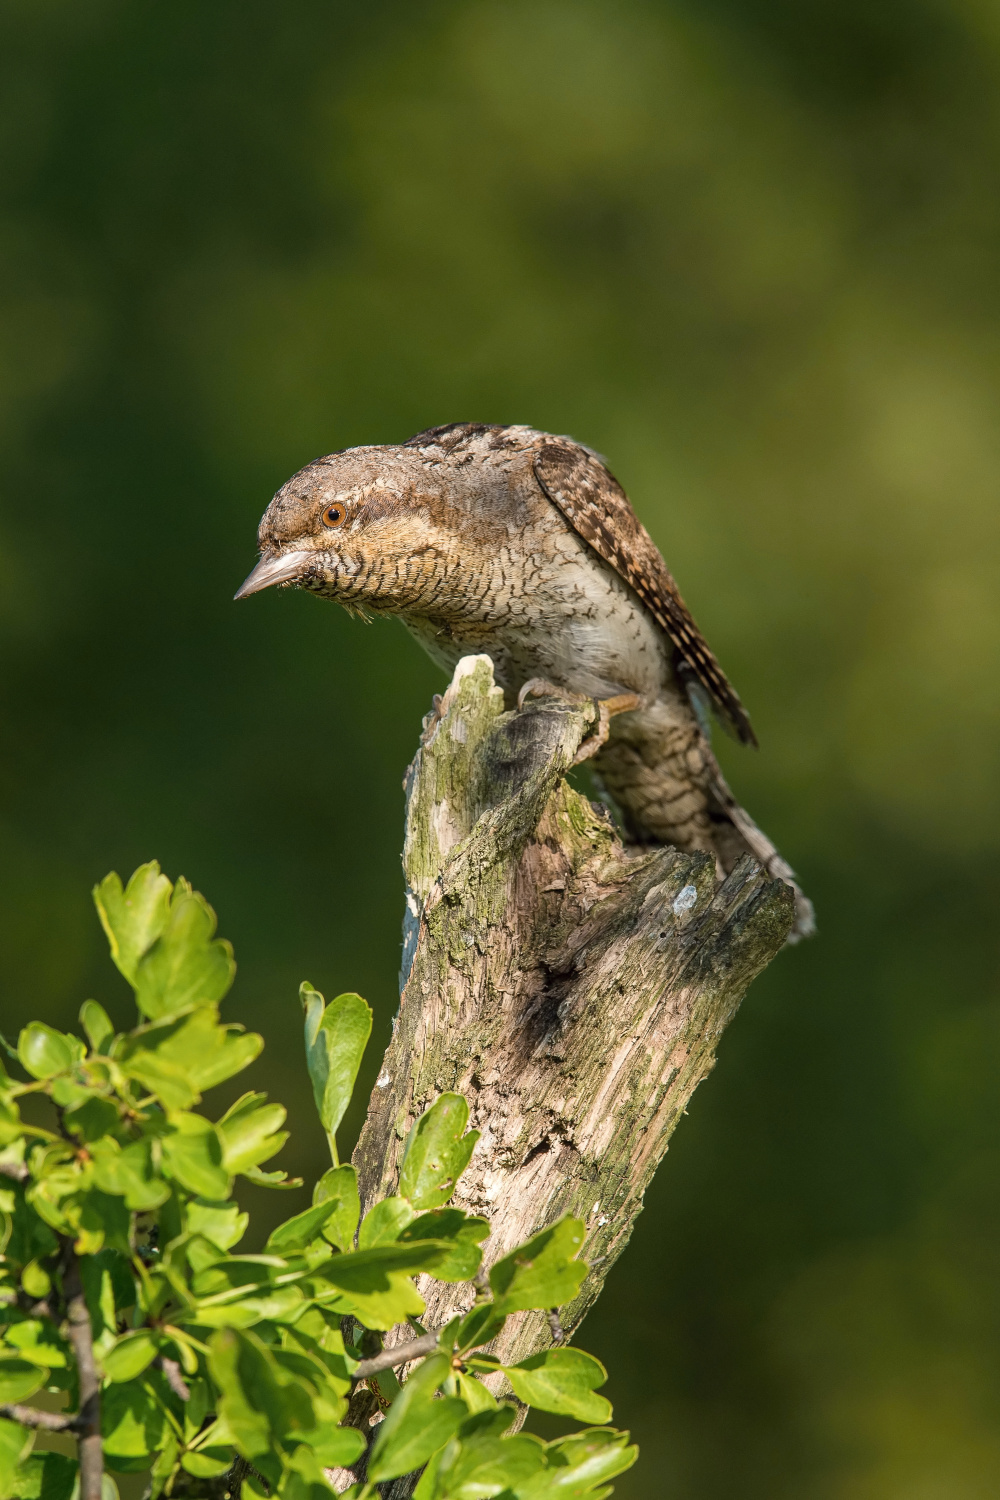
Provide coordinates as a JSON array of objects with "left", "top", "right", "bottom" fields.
[{"left": 532, "top": 439, "right": 757, "bottom": 747}]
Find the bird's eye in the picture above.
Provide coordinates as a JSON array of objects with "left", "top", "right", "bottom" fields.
[{"left": 322, "top": 501, "right": 348, "bottom": 529}]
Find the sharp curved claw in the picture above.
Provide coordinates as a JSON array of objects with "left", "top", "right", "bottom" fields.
[{"left": 517, "top": 678, "right": 594, "bottom": 710}]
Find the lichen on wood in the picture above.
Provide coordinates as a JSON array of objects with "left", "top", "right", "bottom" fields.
[{"left": 353, "top": 654, "right": 794, "bottom": 1372}]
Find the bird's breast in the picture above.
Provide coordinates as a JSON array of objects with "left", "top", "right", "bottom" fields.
[{"left": 401, "top": 546, "right": 669, "bottom": 707}]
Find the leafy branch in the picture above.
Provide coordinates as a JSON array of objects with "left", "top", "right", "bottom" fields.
[{"left": 0, "top": 862, "right": 637, "bottom": 1500}]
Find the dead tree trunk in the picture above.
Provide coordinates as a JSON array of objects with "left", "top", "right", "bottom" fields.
[{"left": 353, "top": 654, "right": 793, "bottom": 1370}]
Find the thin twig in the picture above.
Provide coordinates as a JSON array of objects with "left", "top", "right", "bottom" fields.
[
  {"left": 61, "top": 1239, "right": 103, "bottom": 1500},
  {"left": 15, "top": 1291, "right": 56, "bottom": 1321},
  {"left": 227, "top": 1456, "right": 270, "bottom": 1498},
  {"left": 0, "top": 1402, "right": 82, "bottom": 1432},
  {"left": 157, "top": 1355, "right": 191, "bottom": 1401},
  {"left": 352, "top": 1330, "right": 441, "bottom": 1380}
]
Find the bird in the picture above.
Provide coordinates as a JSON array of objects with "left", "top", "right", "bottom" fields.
[{"left": 236, "top": 422, "right": 813, "bottom": 940}]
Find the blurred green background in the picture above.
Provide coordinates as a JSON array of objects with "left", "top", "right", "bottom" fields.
[{"left": 2, "top": 0, "right": 1000, "bottom": 1494}]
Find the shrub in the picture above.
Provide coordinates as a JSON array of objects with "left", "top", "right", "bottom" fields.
[{"left": 0, "top": 863, "right": 637, "bottom": 1499}]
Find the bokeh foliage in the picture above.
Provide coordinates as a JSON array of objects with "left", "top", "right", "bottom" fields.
[{"left": 0, "top": 1, "right": 998, "bottom": 1495}]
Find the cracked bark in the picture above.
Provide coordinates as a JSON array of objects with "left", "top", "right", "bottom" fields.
[{"left": 341, "top": 654, "right": 794, "bottom": 1494}]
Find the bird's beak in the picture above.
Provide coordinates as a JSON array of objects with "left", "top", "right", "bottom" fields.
[{"left": 234, "top": 549, "right": 314, "bottom": 600}]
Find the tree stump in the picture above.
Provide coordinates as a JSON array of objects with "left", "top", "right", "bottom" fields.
[{"left": 353, "top": 654, "right": 794, "bottom": 1369}]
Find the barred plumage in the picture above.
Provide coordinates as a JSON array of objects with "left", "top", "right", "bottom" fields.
[
  {"left": 237, "top": 422, "right": 813, "bottom": 939},
  {"left": 532, "top": 439, "right": 757, "bottom": 747}
]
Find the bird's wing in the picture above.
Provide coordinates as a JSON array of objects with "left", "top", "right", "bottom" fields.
[{"left": 533, "top": 438, "right": 757, "bottom": 747}]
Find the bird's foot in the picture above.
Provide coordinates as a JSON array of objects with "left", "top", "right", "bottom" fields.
[
  {"left": 516, "top": 679, "right": 640, "bottom": 765},
  {"left": 517, "top": 677, "right": 591, "bottom": 710},
  {"left": 572, "top": 692, "right": 641, "bottom": 764}
]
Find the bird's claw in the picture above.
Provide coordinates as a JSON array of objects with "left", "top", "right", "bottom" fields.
[
  {"left": 516, "top": 680, "right": 640, "bottom": 764},
  {"left": 572, "top": 692, "right": 641, "bottom": 764},
  {"left": 517, "top": 678, "right": 591, "bottom": 710}
]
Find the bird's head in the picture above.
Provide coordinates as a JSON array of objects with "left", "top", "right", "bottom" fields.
[
  {"left": 234, "top": 427, "right": 542, "bottom": 619},
  {"left": 235, "top": 445, "right": 454, "bottom": 617}
]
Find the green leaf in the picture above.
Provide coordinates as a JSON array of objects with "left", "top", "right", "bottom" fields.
[
  {"left": 0, "top": 1419, "right": 35, "bottom": 1500},
  {"left": 0, "top": 1099, "right": 21, "bottom": 1148},
  {"left": 79, "top": 1001, "right": 115, "bottom": 1054},
  {"left": 19, "top": 1262, "right": 51, "bottom": 1300},
  {"left": 16, "top": 1024, "right": 74, "bottom": 1080},
  {"left": 133, "top": 883, "right": 235, "bottom": 1020},
  {"left": 90, "top": 1138, "right": 171, "bottom": 1212},
  {"left": 206, "top": 1331, "right": 271, "bottom": 1459},
  {"left": 312, "top": 1269, "right": 425, "bottom": 1332},
  {"left": 243, "top": 1164, "right": 302, "bottom": 1189},
  {"left": 102, "top": 1331, "right": 159, "bottom": 1383},
  {"left": 411, "top": 1447, "right": 445, "bottom": 1500},
  {"left": 101, "top": 1379, "right": 165, "bottom": 1460},
  {"left": 312, "top": 1164, "right": 360, "bottom": 1252},
  {"left": 272, "top": 1343, "right": 347, "bottom": 1411},
  {"left": 25, "top": 1160, "right": 82, "bottom": 1237},
  {"left": 286, "top": 1308, "right": 350, "bottom": 1364},
  {"left": 520, "top": 1428, "right": 638, "bottom": 1497},
  {"left": 48, "top": 1079, "right": 91, "bottom": 1114},
  {"left": 184, "top": 1198, "right": 248, "bottom": 1255},
  {"left": 450, "top": 1371, "right": 499, "bottom": 1415},
  {"left": 3, "top": 1318, "right": 67, "bottom": 1369},
  {"left": 147, "top": 1436, "right": 181, "bottom": 1494},
  {"left": 455, "top": 1302, "right": 507, "bottom": 1355},
  {"left": 192, "top": 1285, "right": 305, "bottom": 1328},
  {"left": 414, "top": 1408, "right": 544, "bottom": 1499},
  {"left": 398, "top": 1093, "right": 479, "bottom": 1211},
  {"left": 265, "top": 1200, "right": 339, "bottom": 1255},
  {"left": 74, "top": 1189, "right": 131, "bottom": 1255},
  {"left": 63, "top": 1095, "right": 120, "bottom": 1144},
  {"left": 324, "top": 1240, "right": 454, "bottom": 1281},
  {"left": 160, "top": 1114, "right": 231, "bottom": 1199},
  {"left": 299, "top": 1423, "right": 366, "bottom": 1470},
  {"left": 1, "top": 1186, "right": 58, "bottom": 1270},
  {"left": 9, "top": 1451, "right": 77, "bottom": 1500},
  {"left": 283, "top": 1444, "right": 353, "bottom": 1496},
  {"left": 301, "top": 986, "right": 372, "bottom": 1152},
  {"left": 192, "top": 1256, "right": 278, "bottom": 1300},
  {"left": 275, "top": 1341, "right": 351, "bottom": 1414},
  {"left": 49, "top": 1077, "right": 92, "bottom": 1110},
  {"left": 358, "top": 1195, "right": 417, "bottom": 1248},
  {"left": 188, "top": 1253, "right": 309, "bottom": 1323},
  {"left": 180, "top": 1449, "right": 233, "bottom": 1479},
  {"left": 501, "top": 1349, "right": 611, "bottom": 1424},
  {"left": 120, "top": 1009, "right": 262, "bottom": 1110},
  {"left": 217, "top": 1093, "right": 288, "bottom": 1175},
  {"left": 80, "top": 1252, "right": 131, "bottom": 1345},
  {"left": 93, "top": 863, "right": 173, "bottom": 985},
  {"left": 114, "top": 1043, "right": 198, "bottom": 1112},
  {"left": 489, "top": 1217, "right": 588, "bottom": 1314},
  {"left": 399, "top": 1210, "right": 489, "bottom": 1282},
  {"left": 208, "top": 1328, "right": 314, "bottom": 1459},
  {"left": 0, "top": 1359, "right": 46, "bottom": 1403},
  {"left": 367, "top": 1353, "right": 467, "bottom": 1484}
]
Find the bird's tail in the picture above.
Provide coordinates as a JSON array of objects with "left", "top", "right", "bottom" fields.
[{"left": 593, "top": 703, "right": 815, "bottom": 942}]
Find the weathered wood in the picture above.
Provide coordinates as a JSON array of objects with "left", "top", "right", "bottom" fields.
[{"left": 353, "top": 654, "right": 794, "bottom": 1373}]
